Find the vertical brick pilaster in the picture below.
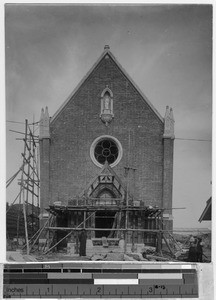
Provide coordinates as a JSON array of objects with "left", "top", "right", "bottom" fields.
[
  {"left": 162, "top": 138, "right": 174, "bottom": 230},
  {"left": 39, "top": 138, "right": 50, "bottom": 227}
]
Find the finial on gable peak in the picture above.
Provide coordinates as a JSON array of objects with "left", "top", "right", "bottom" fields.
[
  {"left": 104, "top": 45, "right": 110, "bottom": 51},
  {"left": 163, "top": 106, "right": 175, "bottom": 139},
  {"left": 170, "top": 108, "right": 174, "bottom": 121},
  {"left": 44, "top": 106, "right": 49, "bottom": 118},
  {"left": 164, "top": 106, "right": 170, "bottom": 119},
  {"left": 39, "top": 106, "right": 50, "bottom": 140},
  {"left": 40, "top": 108, "right": 45, "bottom": 121}
]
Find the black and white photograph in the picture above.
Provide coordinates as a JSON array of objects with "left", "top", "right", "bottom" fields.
[{"left": 5, "top": 4, "right": 212, "bottom": 267}]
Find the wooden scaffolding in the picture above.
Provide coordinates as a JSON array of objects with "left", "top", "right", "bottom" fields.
[
  {"left": 33, "top": 197, "right": 172, "bottom": 256},
  {"left": 6, "top": 119, "right": 40, "bottom": 253}
]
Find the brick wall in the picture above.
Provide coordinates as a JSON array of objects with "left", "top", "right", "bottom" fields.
[{"left": 42, "top": 54, "right": 170, "bottom": 210}]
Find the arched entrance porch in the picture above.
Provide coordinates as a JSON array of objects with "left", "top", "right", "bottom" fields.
[{"left": 94, "top": 189, "right": 117, "bottom": 238}]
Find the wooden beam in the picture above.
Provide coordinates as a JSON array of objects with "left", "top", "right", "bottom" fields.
[
  {"left": 44, "top": 212, "right": 96, "bottom": 255},
  {"left": 49, "top": 206, "right": 162, "bottom": 212},
  {"left": 162, "top": 233, "right": 175, "bottom": 257},
  {"left": 47, "top": 227, "right": 172, "bottom": 233}
]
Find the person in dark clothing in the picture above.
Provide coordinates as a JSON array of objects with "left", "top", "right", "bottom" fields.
[
  {"left": 188, "top": 237, "right": 197, "bottom": 262},
  {"left": 79, "top": 229, "right": 87, "bottom": 256},
  {"left": 196, "top": 238, "right": 204, "bottom": 262}
]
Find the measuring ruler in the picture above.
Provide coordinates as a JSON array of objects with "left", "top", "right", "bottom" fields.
[{"left": 3, "top": 262, "right": 198, "bottom": 298}]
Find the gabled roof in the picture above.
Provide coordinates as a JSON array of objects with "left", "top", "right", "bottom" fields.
[
  {"left": 199, "top": 197, "right": 212, "bottom": 222},
  {"left": 80, "top": 161, "right": 127, "bottom": 198},
  {"left": 51, "top": 46, "right": 164, "bottom": 124}
]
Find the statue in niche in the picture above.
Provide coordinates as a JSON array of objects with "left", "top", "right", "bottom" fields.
[
  {"left": 100, "top": 87, "right": 114, "bottom": 126},
  {"left": 104, "top": 93, "right": 110, "bottom": 110}
]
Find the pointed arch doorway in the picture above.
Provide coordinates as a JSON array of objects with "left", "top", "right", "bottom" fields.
[
  {"left": 95, "top": 189, "right": 116, "bottom": 238},
  {"left": 82, "top": 162, "right": 126, "bottom": 239}
]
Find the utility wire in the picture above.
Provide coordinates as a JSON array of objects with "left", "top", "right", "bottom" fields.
[
  {"left": 6, "top": 120, "right": 39, "bottom": 125},
  {"left": 6, "top": 120, "right": 25, "bottom": 125},
  {"left": 175, "top": 137, "right": 211, "bottom": 142},
  {"left": 7, "top": 120, "right": 212, "bottom": 141}
]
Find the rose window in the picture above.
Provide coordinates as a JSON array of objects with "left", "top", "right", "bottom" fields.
[
  {"left": 90, "top": 135, "right": 123, "bottom": 168},
  {"left": 94, "top": 139, "right": 118, "bottom": 165}
]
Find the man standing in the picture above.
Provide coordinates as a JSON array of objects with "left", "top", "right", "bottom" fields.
[
  {"left": 188, "top": 236, "right": 197, "bottom": 262},
  {"left": 196, "top": 237, "right": 204, "bottom": 262},
  {"left": 79, "top": 229, "right": 87, "bottom": 256}
]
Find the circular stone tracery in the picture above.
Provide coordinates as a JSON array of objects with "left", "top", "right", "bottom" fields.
[
  {"left": 95, "top": 139, "right": 118, "bottom": 165},
  {"left": 90, "top": 136, "right": 123, "bottom": 168}
]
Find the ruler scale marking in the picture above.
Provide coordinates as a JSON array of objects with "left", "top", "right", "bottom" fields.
[{"left": 3, "top": 263, "right": 198, "bottom": 298}]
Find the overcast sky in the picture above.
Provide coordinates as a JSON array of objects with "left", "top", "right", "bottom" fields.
[{"left": 5, "top": 4, "right": 212, "bottom": 229}]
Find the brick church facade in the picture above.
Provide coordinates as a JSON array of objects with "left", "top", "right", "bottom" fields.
[{"left": 39, "top": 45, "right": 174, "bottom": 248}]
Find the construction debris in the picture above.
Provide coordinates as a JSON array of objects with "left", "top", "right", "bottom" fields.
[
  {"left": 104, "top": 253, "right": 124, "bottom": 261},
  {"left": 125, "top": 252, "right": 146, "bottom": 261},
  {"left": 7, "top": 251, "right": 38, "bottom": 262},
  {"left": 91, "top": 254, "right": 105, "bottom": 261},
  {"left": 123, "top": 254, "right": 136, "bottom": 261},
  {"left": 146, "top": 254, "right": 174, "bottom": 262}
]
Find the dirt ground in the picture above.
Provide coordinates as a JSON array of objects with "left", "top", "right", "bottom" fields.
[{"left": 7, "top": 231, "right": 211, "bottom": 262}]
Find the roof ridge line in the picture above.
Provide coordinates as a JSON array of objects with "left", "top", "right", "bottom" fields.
[
  {"left": 107, "top": 51, "right": 163, "bottom": 123},
  {"left": 51, "top": 48, "right": 110, "bottom": 123},
  {"left": 51, "top": 47, "right": 164, "bottom": 124}
]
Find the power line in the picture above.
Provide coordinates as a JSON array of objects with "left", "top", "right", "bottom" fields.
[
  {"left": 6, "top": 120, "right": 212, "bottom": 142},
  {"left": 175, "top": 138, "right": 211, "bottom": 142},
  {"left": 6, "top": 120, "right": 39, "bottom": 125},
  {"left": 6, "top": 120, "right": 26, "bottom": 125}
]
